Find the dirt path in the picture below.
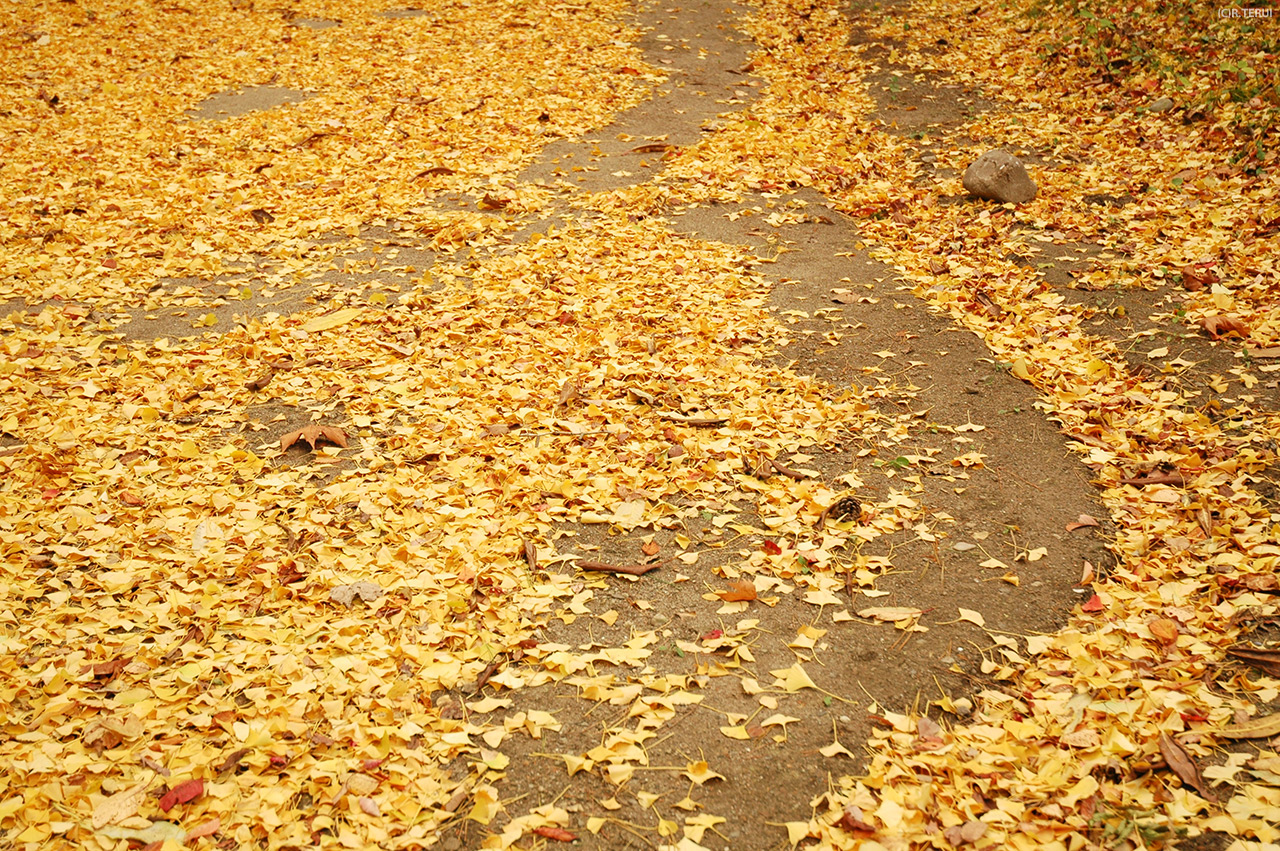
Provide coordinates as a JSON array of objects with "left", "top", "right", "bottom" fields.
[{"left": 436, "top": 2, "right": 1116, "bottom": 848}]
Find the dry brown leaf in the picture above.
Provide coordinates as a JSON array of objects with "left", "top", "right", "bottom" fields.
[
  {"left": 834, "top": 804, "right": 876, "bottom": 835},
  {"left": 1200, "top": 314, "right": 1248, "bottom": 339},
  {"left": 858, "top": 606, "right": 922, "bottom": 622},
  {"left": 1065, "top": 514, "right": 1099, "bottom": 531},
  {"left": 1159, "top": 733, "right": 1215, "bottom": 800},
  {"left": 716, "top": 579, "right": 757, "bottom": 602},
  {"left": 577, "top": 559, "right": 662, "bottom": 576},
  {"left": 1227, "top": 646, "right": 1280, "bottom": 676},
  {"left": 245, "top": 370, "right": 274, "bottom": 392},
  {"left": 280, "top": 424, "right": 348, "bottom": 453},
  {"left": 534, "top": 826, "right": 577, "bottom": 842}
]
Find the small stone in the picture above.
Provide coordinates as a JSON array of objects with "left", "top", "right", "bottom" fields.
[
  {"left": 962, "top": 149, "right": 1037, "bottom": 204},
  {"left": 1148, "top": 96, "right": 1175, "bottom": 113}
]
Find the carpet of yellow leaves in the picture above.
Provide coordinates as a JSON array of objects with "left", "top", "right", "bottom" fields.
[{"left": 3, "top": 0, "right": 1280, "bottom": 848}]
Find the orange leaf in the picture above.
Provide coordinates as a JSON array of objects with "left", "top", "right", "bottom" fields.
[
  {"left": 1149, "top": 618, "right": 1179, "bottom": 645},
  {"left": 1200, "top": 314, "right": 1247, "bottom": 339},
  {"left": 534, "top": 826, "right": 577, "bottom": 842},
  {"left": 716, "top": 579, "right": 757, "bottom": 602}
]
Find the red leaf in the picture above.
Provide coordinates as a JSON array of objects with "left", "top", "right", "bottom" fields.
[
  {"left": 534, "top": 826, "right": 577, "bottom": 842},
  {"left": 158, "top": 778, "right": 203, "bottom": 812},
  {"left": 1081, "top": 594, "right": 1104, "bottom": 613},
  {"left": 763, "top": 540, "right": 783, "bottom": 556}
]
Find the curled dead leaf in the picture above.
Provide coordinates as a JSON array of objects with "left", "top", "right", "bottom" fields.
[
  {"left": 1200, "top": 314, "right": 1247, "bottom": 340},
  {"left": 280, "top": 424, "right": 348, "bottom": 453},
  {"left": 534, "top": 826, "right": 577, "bottom": 842},
  {"left": 577, "top": 559, "right": 662, "bottom": 576},
  {"left": 1159, "top": 733, "right": 1215, "bottom": 800},
  {"left": 1227, "top": 646, "right": 1280, "bottom": 676}
]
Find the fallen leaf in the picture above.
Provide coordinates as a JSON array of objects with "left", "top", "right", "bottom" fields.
[
  {"left": 1148, "top": 618, "right": 1179, "bottom": 645},
  {"left": 943, "top": 820, "right": 988, "bottom": 845},
  {"left": 683, "top": 760, "right": 725, "bottom": 785},
  {"left": 1065, "top": 514, "right": 1099, "bottom": 531},
  {"left": 280, "top": 424, "right": 348, "bottom": 453},
  {"left": 1200, "top": 314, "right": 1247, "bottom": 339},
  {"left": 577, "top": 559, "right": 662, "bottom": 576},
  {"left": 834, "top": 804, "right": 876, "bottom": 834},
  {"left": 330, "top": 582, "right": 384, "bottom": 608},
  {"left": 158, "top": 778, "right": 204, "bottom": 812},
  {"left": 92, "top": 778, "right": 150, "bottom": 828},
  {"left": 96, "top": 821, "right": 186, "bottom": 845},
  {"left": 245, "top": 371, "right": 273, "bottom": 391},
  {"left": 534, "top": 826, "right": 577, "bottom": 842},
  {"left": 1080, "top": 594, "right": 1105, "bottom": 613},
  {"left": 1060, "top": 728, "right": 1100, "bottom": 748},
  {"left": 957, "top": 608, "right": 985, "bottom": 627},
  {"left": 716, "top": 579, "right": 757, "bottom": 602},
  {"left": 1227, "top": 646, "right": 1280, "bottom": 676},
  {"left": 301, "top": 307, "right": 363, "bottom": 333},
  {"left": 1159, "top": 733, "right": 1215, "bottom": 800},
  {"left": 185, "top": 817, "right": 220, "bottom": 841},
  {"left": 858, "top": 606, "right": 923, "bottom": 623}
]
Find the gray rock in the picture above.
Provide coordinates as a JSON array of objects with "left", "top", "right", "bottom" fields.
[
  {"left": 1148, "top": 96, "right": 1175, "bottom": 113},
  {"left": 962, "top": 149, "right": 1037, "bottom": 204}
]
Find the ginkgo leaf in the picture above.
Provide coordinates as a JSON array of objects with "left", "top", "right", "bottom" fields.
[
  {"left": 857, "top": 607, "right": 922, "bottom": 623},
  {"left": 682, "top": 761, "right": 724, "bottom": 785},
  {"left": 302, "top": 308, "right": 363, "bottom": 333},
  {"left": 770, "top": 663, "right": 818, "bottom": 692}
]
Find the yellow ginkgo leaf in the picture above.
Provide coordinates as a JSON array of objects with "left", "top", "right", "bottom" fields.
[{"left": 682, "top": 761, "right": 725, "bottom": 785}]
